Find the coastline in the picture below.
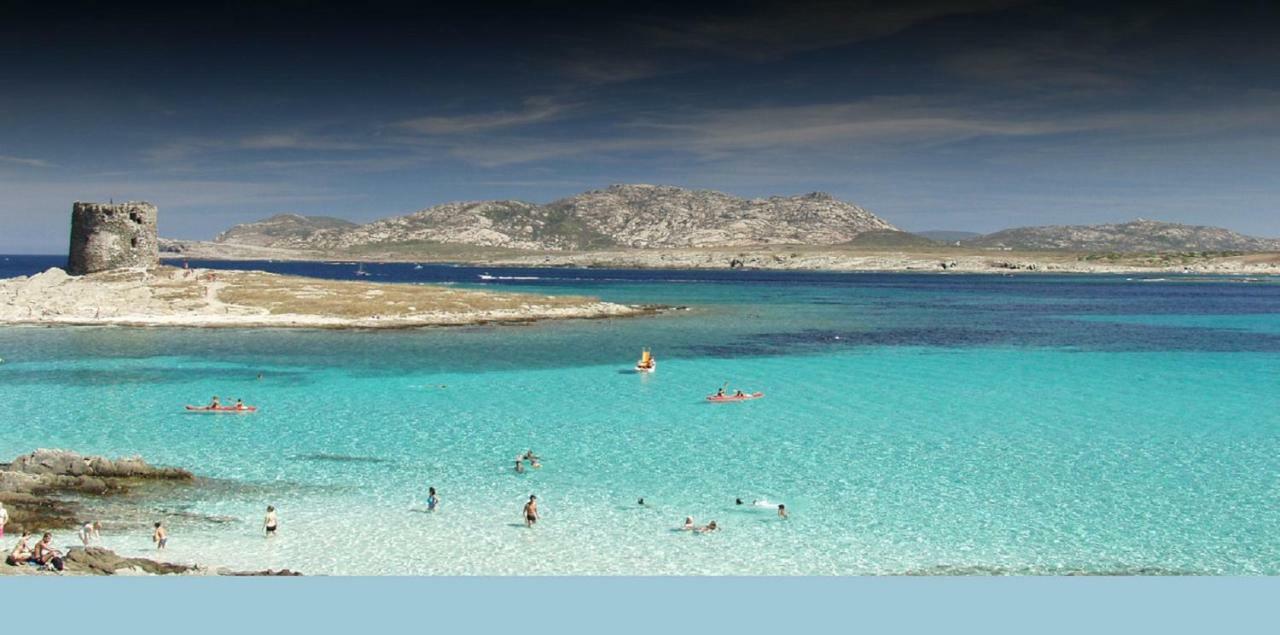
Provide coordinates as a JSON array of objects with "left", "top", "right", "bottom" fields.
[
  {"left": 0, "top": 265, "right": 661, "bottom": 330},
  {"left": 159, "top": 241, "right": 1280, "bottom": 275}
]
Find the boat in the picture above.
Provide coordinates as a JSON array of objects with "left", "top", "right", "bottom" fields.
[
  {"left": 355, "top": 263, "right": 370, "bottom": 276},
  {"left": 706, "top": 392, "right": 764, "bottom": 403},
  {"left": 478, "top": 273, "right": 496, "bottom": 280},
  {"left": 414, "top": 264, "right": 423, "bottom": 270},
  {"left": 185, "top": 405, "right": 258, "bottom": 413},
  {"left": 635, "top": 348, "right": 656, "bottom": 373}
]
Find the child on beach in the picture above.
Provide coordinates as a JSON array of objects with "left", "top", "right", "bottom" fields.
[
  {"left": 265, "top": 506, "right": 278, "bottom": 536},
  {"left": 153, "top": 522, "right": 167, "bottom": 550}
]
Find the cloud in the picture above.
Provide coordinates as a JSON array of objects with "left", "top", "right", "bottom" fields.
[
  {"left": 395, "top": 97, "right": 572, "bottom": 135},
  {"left": 0, "top": 154, "right": 54, "bottom": 168}
]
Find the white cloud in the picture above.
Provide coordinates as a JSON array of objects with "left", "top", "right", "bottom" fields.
[{"left": 396, "top": 97, "right": 571, "bottom": 135}]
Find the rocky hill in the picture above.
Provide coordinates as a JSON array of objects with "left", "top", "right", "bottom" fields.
[
  {"left": 213, "top": 185, "right": 899, "bottom": 251},
  {"left": 965, "top": 219, "right": 1280, "bottom": 252},
  {"left": 214, "top": 213, "right": 357, "bottom": 247}
]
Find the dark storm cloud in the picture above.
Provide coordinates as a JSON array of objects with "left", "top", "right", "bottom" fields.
[{"left": 1, "top": 0, "right": 1278, "bottom": 252}]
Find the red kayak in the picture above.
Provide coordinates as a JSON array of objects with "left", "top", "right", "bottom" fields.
[
  {"left": 185, "top": 405, "right": 257, "bottom": 413},
  {"left": 706, "top": 392, "right": 764, "bottom": 402}
]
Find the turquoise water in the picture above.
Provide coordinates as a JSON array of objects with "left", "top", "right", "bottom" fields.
[{"left": 2, "top": 260, "right": 1279, "bottom": 574}]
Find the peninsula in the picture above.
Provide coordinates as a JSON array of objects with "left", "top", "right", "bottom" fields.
[{"left": 0, "top": 202, "right": 655, "bottom": 329}]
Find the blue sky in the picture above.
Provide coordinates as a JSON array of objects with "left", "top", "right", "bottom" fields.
[{"left": 2, "top": 0, "right": 1279, "bottom": 252}]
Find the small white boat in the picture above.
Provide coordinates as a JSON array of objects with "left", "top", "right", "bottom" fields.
[
  {"left": 355, "top": 264, "right": 371, "bottom": 276},
  {"left": 478, "top": 273, "right": 496, "bottom": 280},
  {"left": 414, "top": 264, "right": 423, "bottom": 270}
]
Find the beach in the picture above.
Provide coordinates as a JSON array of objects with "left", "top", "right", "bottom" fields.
[{"left": 2, "top": 258, "right": 1278, "bottom": 575}]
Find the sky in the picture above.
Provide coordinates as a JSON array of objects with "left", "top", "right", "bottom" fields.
[{"left": 2, "top": 0, "right": 1279, "bottom": 253}]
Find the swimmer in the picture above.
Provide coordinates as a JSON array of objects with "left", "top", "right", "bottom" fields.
[
  {"left": 752, "top": 499, "right": 779, "bottom": 509},
  {"left": 427, "top": 487, "right": 439, "bottom": 511},
  {"left": 682, "top": 516, "right": 695, "bottom": 531},
  {"left": 637, "top": 498, "right": 645, "bottom": 506},
  {"left": 264, "top": 506, "right": 278, "bottom": 536},
  {"left": 522, "top": 450, "right": 539, "bottom": 462},
  {"left": 778, "top": 504, "right": 787, "bottom": 519},
  {"left": 531, "top": 459, "right": 542, "bottom": 469},
  {"left": 697, "top": 520, "right": 719, "bottom": 533},
  {"left": 523, "top": 495, "right": 539, "bottom": 528},
  {"left": 735, "top": 498, "right": 744, "bottom": 505},
  {"left": 514, "top": 460, "right": 525, "bottom": 474}
]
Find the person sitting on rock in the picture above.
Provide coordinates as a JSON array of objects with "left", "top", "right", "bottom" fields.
[
  {"left": 32, "top": 532, "right": 63, "bottom": 571},
  {"left": 6, "top": 532, "right": 32, "bottom": 566}
]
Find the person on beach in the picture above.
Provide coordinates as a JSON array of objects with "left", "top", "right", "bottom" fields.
[
  {"left": 514, "top": 459, "right": 525, "bottom": 474},
  {"left": 265, "top": 506, "right": 278, "bottom": 536},
  {"left": 78, "top": 521, "right": 102, "bottom": 546},
  {"left": 0, "top": 502, "right": 7, "bottom": 538},
  {"left": 32, "top": 533, "right": 63, "bottom": 571},
  {"left": 523, "top": 495, "right": 539, "bottom": 528},
  {"left": 682, "top": 516, "right": 696, "bottom": 531},
  {"left": 153, "top": 522, "right": 167, "bottom": 550},
  {"left": 777, "top": 504, "right": 788, "bottom": 519},
  {"left": 427, "top": 487, "right": 439, "bottom": 512},
  {"left": 6, "top": 532, "right": 31, "bottom": 566}
]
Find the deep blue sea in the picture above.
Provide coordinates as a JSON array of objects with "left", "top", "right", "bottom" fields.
[{"left": 2, "top": 255, "right": 1278, "bottom": 574}]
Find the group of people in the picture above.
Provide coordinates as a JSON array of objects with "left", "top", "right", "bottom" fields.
[
  {"left": 513, "top": 449, "right": 541, "bottom": 473},
  {"left": 7, "top": 532, "right": 65, "bottom": 571},
  {"left": 2, "top": 505, "right": 280, "bottom": 574},
  {"left": 204, "top": 396, "right": 250, "bottom": 410}
]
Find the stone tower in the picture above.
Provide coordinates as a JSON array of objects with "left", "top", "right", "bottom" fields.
[{"left": 67, "top": 201, "right": 159, "bottom": 275}]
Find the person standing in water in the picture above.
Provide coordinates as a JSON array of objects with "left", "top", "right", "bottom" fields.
[
  {"left": 153, "top": 522, "right": 167, "bottom": 550},
  {"left": 427, "top": 487, "right": 439, "bottom": 512},
  {"left": 264, "top": 506, "right": 278, "bottom": 536},
  {"left": 523, "top": 495, "right": 539, "bottom": 528},
  {"left": 514, "top": 459, "right": 525, "bottom": 474},
  {"left": 778, "top": 504, "right": 788, "bottom": 519},
  {"left": 78, "top": 521, "right": 102, "bottom": 546}
]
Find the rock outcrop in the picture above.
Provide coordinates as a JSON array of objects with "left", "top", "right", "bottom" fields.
[
  {"left": 212, "top": 184, "right": 900, "bottom": 251},
  {"left": 964, "top": 219, "right": 1280, "bottom": 252},
  {"left": 0, "top": 449, "right": 194, "bottom": 533},
  {"left": 67, "top": 201, "right": 159, "bottom": 275},
  {"left": 63, "top": 547, "right": 197, "bottom": 576}
]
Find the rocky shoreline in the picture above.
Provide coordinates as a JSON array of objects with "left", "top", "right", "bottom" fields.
[
  {"left": 0, "top": 266, "right": 661, "bottom": 329},
  {"left": 0, "top": 450, "right": 301, "bottom": 577},
  {"left": 160, "top": 241, "right": 1280, "bottom": 276}
]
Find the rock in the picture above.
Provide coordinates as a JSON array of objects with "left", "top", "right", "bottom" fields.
[
  {"left": 223, "top": 568, "right": 304, "bottom": 576},
  {"left": 67, "top": 201, "right": 159, "bottom": 275},
  {"left": 64, "top": 547, "right": 196, "bottom": 575},
  {"left": 8, "top": 449, "right": 193, "bottom": 481}
]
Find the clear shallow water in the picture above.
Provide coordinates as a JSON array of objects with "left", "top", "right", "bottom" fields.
[{"left": 2, "top": 256, "right": 1279, "bottom": 575}]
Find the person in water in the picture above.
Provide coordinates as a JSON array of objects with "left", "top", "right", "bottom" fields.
[
  {"left": 78, "top": 521, "right": 102, "bottom": 546},
  {"left": 153, "top": 522, "right": 167, "bottom": 550},
  {"left": 778, "top": 504, "right": 788, "bottom": 519},
  {"left": 697, "top": 521, "right": 719, "bottom": 533},
  {"left": 522, "top": 450, "right": 539, "bottom": 462},
  {"left": 514, "top": 460, "right": 525, "bottom": 474},
  {"left": 735, "top": 498, "right": 744, "bottom": 505},
  {"left": 427, "top": 487, "right": 439, "bottom": 512},
  {"left": 637, "top": 498, "right": 645, "bottom": 506},
  {"left": 264, "top": 506, "right": 278, "bottom": 536},
  {"left": 682, "top": 516, "right": 696, "bottom": 531},
  {"left": 523, "top": 495, "right": 539, "bottom": 528}
]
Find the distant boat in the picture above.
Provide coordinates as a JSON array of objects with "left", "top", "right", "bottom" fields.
[
  {"left": 478, "top": 273, "right": 496, "bottom": 280},
  {"left": 414, "top": 264, "right": 423, "bottom": 270},
  {"left": 355, "top": 264, "right": 371, "bottom": 277},
  {"left": 635, "top": 348, "right": 656, "bottom": 373}
]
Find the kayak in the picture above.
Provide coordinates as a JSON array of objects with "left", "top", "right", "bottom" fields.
[
  {"left": 706, "top": 392, "right": 764, "bottom": 402},
  {"left": 635, "top": 361, "right": 656, "bottom": 373},
  {"left": 185, "top": 405, "right": 257, "bottom": 413}
]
